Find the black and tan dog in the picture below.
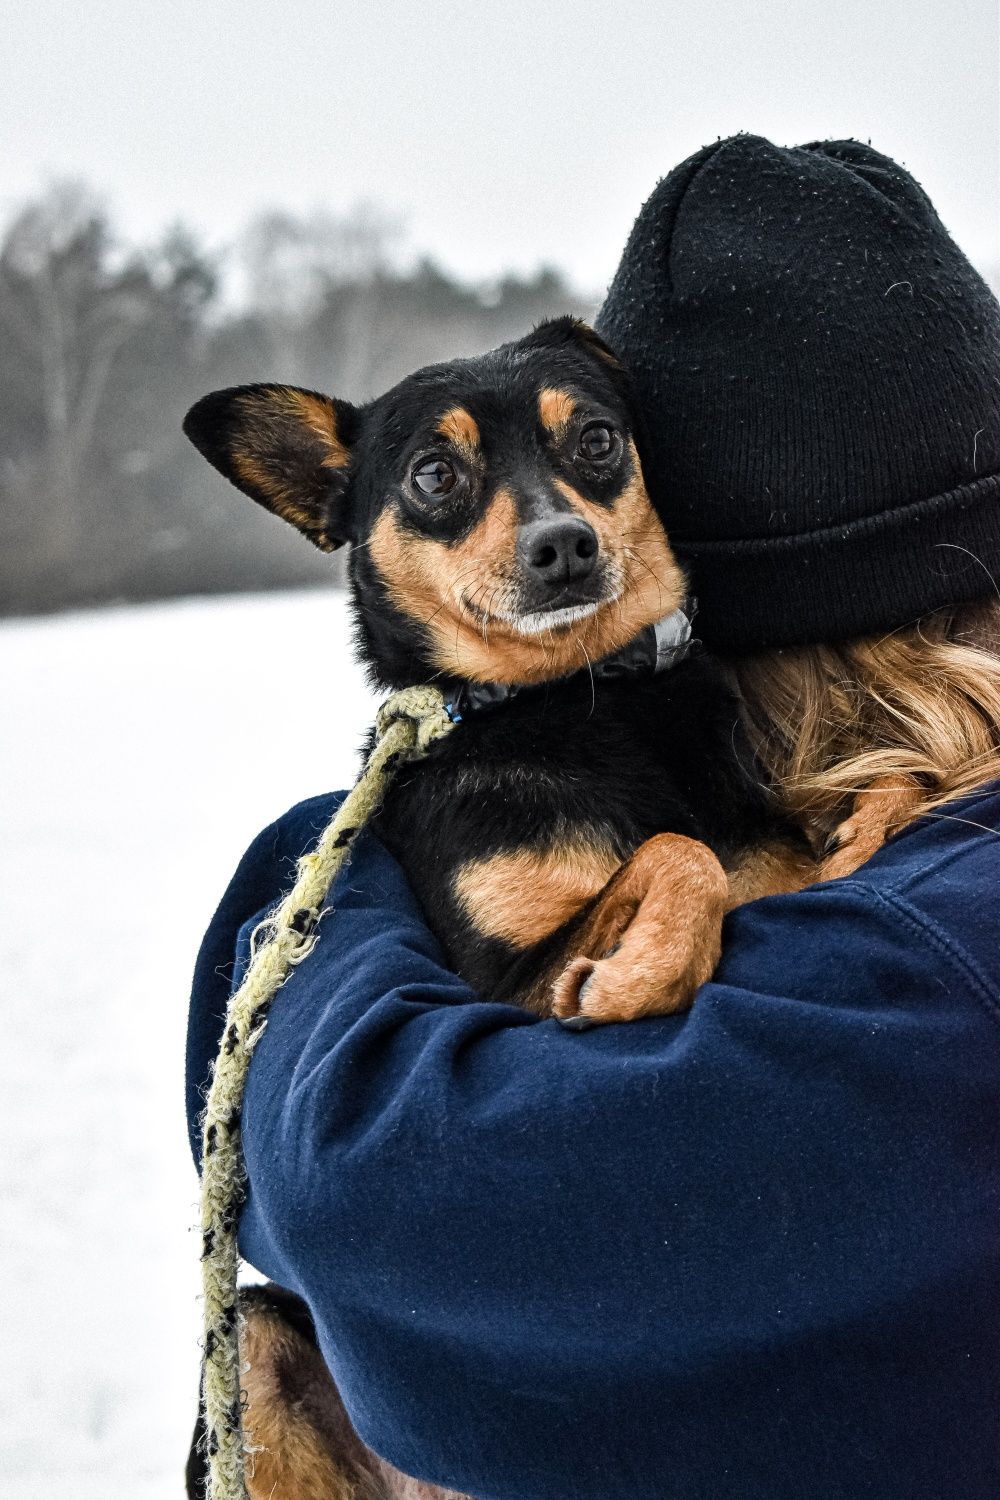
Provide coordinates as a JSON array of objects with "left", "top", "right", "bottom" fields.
[
  {"left": 183, "top": 318, "right": 874, "bottom": 1498},
  {"left": 184, "top": 319, "right": 812, "bottom": 1029}
]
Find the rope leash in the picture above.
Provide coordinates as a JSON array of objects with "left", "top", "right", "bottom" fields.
[{"left": 198, "top": 685, "right": 457, "bottom": 1500}]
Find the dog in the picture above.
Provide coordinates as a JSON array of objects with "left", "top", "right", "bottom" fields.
[{"left": 182, "top": 317, "right": 896, "bottom": 1498}]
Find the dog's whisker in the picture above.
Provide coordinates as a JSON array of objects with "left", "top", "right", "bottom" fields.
[
  {"left": 622, "top": 544, "right": 667, "bottom": 596},
  {"left": 576, "top": 637, "right": 596, "bottom": 718}
]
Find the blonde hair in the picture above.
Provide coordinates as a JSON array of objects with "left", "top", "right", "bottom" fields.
[{"left": 730, "top": 599, "right": 1000, "bottom": 844}]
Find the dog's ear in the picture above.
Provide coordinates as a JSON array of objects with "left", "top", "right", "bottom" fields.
[
  {"left": 528, "top": 315, "right": 642, "bottom": 420},
  {"left": 527, "top": 318, "right": 655, "bottom": 478},
  {"left": 182, "top": 384, "right": 359, "bottom": 551},
  {"left": 525, "top": 316, "right": 625, "bottom": 373}
]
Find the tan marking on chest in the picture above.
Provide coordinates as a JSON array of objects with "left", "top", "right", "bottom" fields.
[{"left": 454, "top": 839, "right": 621, "bottom": 948}]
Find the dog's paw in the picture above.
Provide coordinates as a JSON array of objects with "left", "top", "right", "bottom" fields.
[
  {"left": 551, "top": 834, "right": 727, "bottom": 1026},
  {"left": 552, "top": 920, "right": 720, "bottom": 1026},
  {"left": 820, "top": 774, "right": 924, "bottom": 882}
]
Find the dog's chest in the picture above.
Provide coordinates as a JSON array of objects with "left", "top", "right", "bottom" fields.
[{"left": 393, "top": 667, "right": 734, "bottom": 862}]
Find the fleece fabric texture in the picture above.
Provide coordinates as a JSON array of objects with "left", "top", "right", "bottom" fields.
[
  {"left": 595, "top": 136, "right": 1000, "bottom": 650},
  {"left": 187, "top": 782, "right": 1000, "bottom": 1500}
]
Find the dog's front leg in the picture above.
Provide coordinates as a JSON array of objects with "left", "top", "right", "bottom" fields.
[
  {"left": 819, "top": 774, "right": 925, "bottom": 881},
  {"left": 547, "top": 834, "right": 730, "bottom": 1026}
]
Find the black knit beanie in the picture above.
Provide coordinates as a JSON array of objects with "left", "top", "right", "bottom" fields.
[{"left": 596, "top": 135, "right": 1000, "bottom": 651}]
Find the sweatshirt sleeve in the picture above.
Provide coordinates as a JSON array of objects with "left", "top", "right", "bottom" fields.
[{"left": 189, "top": 808, "right": 1000, "bottom": 1500}]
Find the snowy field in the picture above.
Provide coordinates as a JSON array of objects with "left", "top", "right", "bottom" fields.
[{"left": 0, "top": 588, "right": 378, "bottom": 1498}]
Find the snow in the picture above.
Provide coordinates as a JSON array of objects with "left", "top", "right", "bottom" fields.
[{"left": 0, "top": 588, "right": 378, "bottom": 1498}]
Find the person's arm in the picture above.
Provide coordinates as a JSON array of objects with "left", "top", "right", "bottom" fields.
[{"left": 188, "top": 803, "right": 1000, "bottom": 1500}]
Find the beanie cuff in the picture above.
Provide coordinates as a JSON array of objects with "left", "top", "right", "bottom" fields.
[{"left": 678, "top": 472, "right": 1000, "bottom": 651}]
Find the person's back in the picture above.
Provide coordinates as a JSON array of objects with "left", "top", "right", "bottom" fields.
[
  {"left": 187, "top": 774, "right": 1000, "bottom": 1499},
  {"left": 186, "top": 136, "right": 1000, "bottom": 1497}
]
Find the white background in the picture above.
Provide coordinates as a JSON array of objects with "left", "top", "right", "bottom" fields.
[{"left": 1, "top": 591, "right": 375, "bottom": 1496}]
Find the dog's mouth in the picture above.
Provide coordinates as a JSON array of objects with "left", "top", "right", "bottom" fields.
[
  {"left": 462, "top": 592, "right": 618, "bottom": 637},
  {"left": 506, "top": 600, "right": 605, "bottom": 635}
]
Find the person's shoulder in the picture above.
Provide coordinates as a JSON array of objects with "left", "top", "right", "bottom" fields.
[
  {"left": 244, "top": 791, "right": 347, "bottom": 871},
  {"left": 186, "top": 791, "right": 345, "bottom": 1164},
  {"left": 715, "top": 779, "right": 1000, "bottom": 1027},
  {"left": 861, "top": 779, "right": 1000, "bottom": 893},
  {"left": 203, "top": 792, "right": 347, "bottom": 935},
  {"left": 841, "top": 778, "right": 1000, "bottom": 1021}
]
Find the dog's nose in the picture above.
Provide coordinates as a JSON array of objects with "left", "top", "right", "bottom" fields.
[{"left": 517, "top": 516, "right": 599, "bottom": 586}]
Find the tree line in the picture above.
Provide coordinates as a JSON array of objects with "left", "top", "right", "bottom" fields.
[{"left": 0, "top": 186, "right": 589, "bottom": 615}]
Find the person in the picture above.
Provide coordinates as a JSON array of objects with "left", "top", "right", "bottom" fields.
[{"left": 186, "top": 137, "right": 1000, "bottom": 1498}]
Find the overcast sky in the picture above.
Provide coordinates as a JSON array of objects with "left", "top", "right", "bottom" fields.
[{"left": 3, "top": 0, "right": 998, "bottom": 291}]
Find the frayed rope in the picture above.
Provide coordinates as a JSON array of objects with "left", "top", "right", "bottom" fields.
[{"left": 197, "top": 685, "right": 457, "bottom": 1500}]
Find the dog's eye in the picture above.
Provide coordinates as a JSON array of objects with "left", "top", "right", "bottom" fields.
[
  {"left": 579, "top": 424, "right": 615, "bottom": 461},
  {"left": 412, "top": 458, "right": 458, "bottom": 497}
]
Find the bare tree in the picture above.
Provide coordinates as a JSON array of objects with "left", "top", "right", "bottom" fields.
[
  {"left": 0, "top": 184, "right": 153, "bottom": 587},
  {"left": 239, "top": 203, "right": 402, "bottom": 379}
]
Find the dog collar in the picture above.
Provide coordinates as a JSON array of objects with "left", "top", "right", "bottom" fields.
[{"left": 444, "top": 600, "right": 697, "bottom": 722}]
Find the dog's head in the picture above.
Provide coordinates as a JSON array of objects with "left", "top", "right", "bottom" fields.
[{"left": 183, "top": 317, "right": 685, "bottom": 687}]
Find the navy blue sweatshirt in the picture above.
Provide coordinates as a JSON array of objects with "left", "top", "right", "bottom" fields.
[{"left": 187, "top": 782, "right": 1000, "bottom": 1499}]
